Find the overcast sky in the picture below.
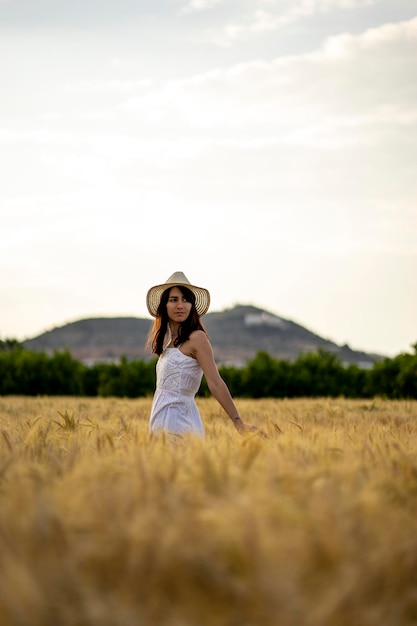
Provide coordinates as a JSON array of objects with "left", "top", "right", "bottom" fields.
[{"left": 1, "top": 0, "right": 416, "bottom": 356}]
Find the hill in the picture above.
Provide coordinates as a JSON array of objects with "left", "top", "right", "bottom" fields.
[{"left": 23, "top": 305, "right": 382, "bottom": 367}]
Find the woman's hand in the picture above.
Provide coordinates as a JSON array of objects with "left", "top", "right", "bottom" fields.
[{"left": 234, "top": 417, "right": 268, "bottom": 438}]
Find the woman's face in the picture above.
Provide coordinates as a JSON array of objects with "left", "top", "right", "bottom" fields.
[{"left": 166, "top": 287, "right": 192, "bottom": 323}]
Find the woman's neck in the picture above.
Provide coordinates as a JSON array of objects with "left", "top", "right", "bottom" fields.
[
  {"left": 167, "top": 323, "right": 180, "bottom": 346},
  {"left": 169, "top": 322, "right": 180, "bottom": 337}
]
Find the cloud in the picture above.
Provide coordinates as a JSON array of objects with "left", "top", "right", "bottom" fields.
[
  {"left": 115, "top": 16, "right": 417, "bottom": 257},
  {"left": 3, "top": 16, "right": 415, "bottom": 180},
  {"left": 180, "top": 0, "right": 221, "bottom": 13},
  {"left": 123, "top": 17, "right": 417, "bottom": 140},
  {"left": 252, "top": 0, "right": 377, "bottom": 30},
  {"left": 3, "top": 17, "right": 415, "bottom": 217},
  {"left": 195, "top": 0, "right": 380, "bottom": 44},
  {"left": 2, "top": 16, "right": 415, "bottom": 256}
]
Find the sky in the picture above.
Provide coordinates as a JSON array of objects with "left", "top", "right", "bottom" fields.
[{"left": 1, "top": 0, "right": 416, "bottom": 357}]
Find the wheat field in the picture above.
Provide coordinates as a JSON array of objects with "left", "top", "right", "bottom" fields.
[{"left": 1, "top": 396, "right": 417, "bottom": 626}]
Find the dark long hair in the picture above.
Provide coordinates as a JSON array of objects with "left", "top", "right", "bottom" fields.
[{"left": 146, "top": 285, "right": 207, "bottom": 356}]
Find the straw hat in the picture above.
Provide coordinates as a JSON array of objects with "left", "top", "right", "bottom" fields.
[{"left": 146, "top": 271, "right": 210, "bottom": 317}]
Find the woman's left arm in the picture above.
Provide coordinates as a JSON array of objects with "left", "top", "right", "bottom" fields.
[{"left": 191, "top": 330, "right": 259, "bottom": 434}]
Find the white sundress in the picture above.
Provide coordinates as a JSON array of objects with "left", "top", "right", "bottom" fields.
[{"left": 149, "top": 347, "right": 205, "bottom": 438}]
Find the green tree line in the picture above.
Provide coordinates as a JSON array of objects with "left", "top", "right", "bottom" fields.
[
  {"left": 1, "top": 341, "right": 416, "bottom": 398},
  {"left": 0, "top": 340, "right": 417, "bottom": 399}
]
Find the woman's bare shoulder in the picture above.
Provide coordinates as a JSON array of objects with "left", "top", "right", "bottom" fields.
[
  {"left": 189, "top": 330, "right": 216, "bottom": 366},
  {"left": 189, "top": 329, "right": 210, "bottom": 345},
  {"left": 188, "top": 330, "right": 214, "bottom": 355}
]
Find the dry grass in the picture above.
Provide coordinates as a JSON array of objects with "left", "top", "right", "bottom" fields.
[{"left": 1, "top": 396, "right": 417, "bottom": 626}]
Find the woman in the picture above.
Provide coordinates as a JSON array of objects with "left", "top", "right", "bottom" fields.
[{"left": 146, "top": 271, "right": 259, "bottom": 438}]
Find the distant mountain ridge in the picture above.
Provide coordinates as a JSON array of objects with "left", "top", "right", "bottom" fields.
[{"left": 23, "top": 304, "right": 383, "bottom": 367}]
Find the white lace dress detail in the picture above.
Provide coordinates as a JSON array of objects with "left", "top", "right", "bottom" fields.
[{"left": 149, "top": 347, "right": 205, "bottom": 438}]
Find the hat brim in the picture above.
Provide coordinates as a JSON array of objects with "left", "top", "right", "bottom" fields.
[{"left": 146, "top": 281, "right": 210, "bottom": 317}]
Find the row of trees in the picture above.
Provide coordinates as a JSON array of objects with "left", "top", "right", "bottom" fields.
[{"left": 1, "top": 342, "right": 416, "bottom": 398}]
